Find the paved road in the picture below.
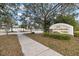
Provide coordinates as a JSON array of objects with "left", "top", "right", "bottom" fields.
[
  {"left": 0, "top": 29, "right": 43, "bottom": 36},
  {"left": 17, "top": 31, "right": 62, "bottom": 56},
  {"left": 0, "top": 32, "right": 30, "bottom": 36}
]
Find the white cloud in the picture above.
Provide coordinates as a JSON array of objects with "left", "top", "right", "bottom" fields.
[
  {"left": 19, "top": 5, "right": 25, "bottom": 10},
  {"left": 18, "top": 13, "right": 22, "bottom": 16}
]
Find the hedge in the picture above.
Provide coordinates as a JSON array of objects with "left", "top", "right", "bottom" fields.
[
  {"left": 74, "top": 31, "right": 79, "bottom": 37},
  {"left": 44, "top": 32, "right": 73, "bottom": 40}
]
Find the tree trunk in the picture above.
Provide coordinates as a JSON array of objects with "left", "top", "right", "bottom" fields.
[
  {"left": 11, "top": 27, "right": 13, "bottom": 32},
  {"left": 10, "top": 24, "right": 14, "bottom": 32},
  {"left": 30, "top": 27, "right": 32, "bottom": 33},
  {"left": 5, "top": 26, "right": 9, "bottom": 35},
  {"left": 30, "top": 26, "right": 32, "bottom": 33},
  {"left": 43, "top": 17, "right": 49, "bottom": 33}
]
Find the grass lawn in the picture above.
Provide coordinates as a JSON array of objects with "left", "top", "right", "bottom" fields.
[
  {"left": 0, "top": 35, "right": 23, "bottom": 56},
  {"left": 26, "top": 33, "right": 79, "bottom": 56}
]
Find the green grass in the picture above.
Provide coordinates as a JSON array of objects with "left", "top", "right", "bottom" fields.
[
  {"left": 26, "top": 33, "right": 79, "bottom": 56},
  {"left": 0, "top": 35, "right": 23, "bottom": 56}
]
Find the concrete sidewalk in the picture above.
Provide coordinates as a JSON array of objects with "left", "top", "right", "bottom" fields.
[{"left": 17, "top": 31, "right": 62, "bottom": 56}]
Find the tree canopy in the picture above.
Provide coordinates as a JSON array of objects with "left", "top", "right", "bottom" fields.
[{"left": 0, "top": 3, "right": 79, "bottom": 32}]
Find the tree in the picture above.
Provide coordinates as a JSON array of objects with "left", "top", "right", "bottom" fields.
[
  {"left": 24, "top": 4, "right": 60, "bottom": 32},
  {"left": 74, "top": 20, "right": 79, "bottom": 31},
  {"left": 0, "top": 3, "right": 79, "bottom": 33},
  {"left": 20, "top": 21, "right": 27, "bottom": 31},
  {"left": 0, "top": 3, "right": 18, "bottom": 35},
  {"left": 10, "top": 19, "right": 16, "bottom": 32},
  {"left": 1, "top": 16, "right": 13, "bottom": 35},
  {"left": 24, "top": 3, "right": 78, "bottom": 32},
  {"left": 54, "top": 14, "right": 78, "bottom": 30},
  {"left": 54, "top": 15, "right": 77, "bottom": 26}
]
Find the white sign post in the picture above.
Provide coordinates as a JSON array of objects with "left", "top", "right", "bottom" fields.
[{"left": 49, "top": 23, "right": 74, "bottom": 35}]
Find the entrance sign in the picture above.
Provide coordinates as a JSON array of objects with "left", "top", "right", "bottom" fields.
[{"left": 49, "top": 23, "right": 74, "bottom": 35}]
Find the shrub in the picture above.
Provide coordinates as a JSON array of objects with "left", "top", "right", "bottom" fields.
[
  {"left": 31, "top": 32, "right": 35, "bottom": 34},
  {"left": 43, "top": 32, "right": 49, "bottom": 36},
  {"left": 52, "top": 33, "right": 72, "bottom": 40},
  {"left": 52, "top": 31, "right": 60, "bottom": 34},
  {"left": 74, "top": 31, "right": 79, "bottom": 37},
  {"left": 43, "top": 32, "right": 72, "bottom": 40}
]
